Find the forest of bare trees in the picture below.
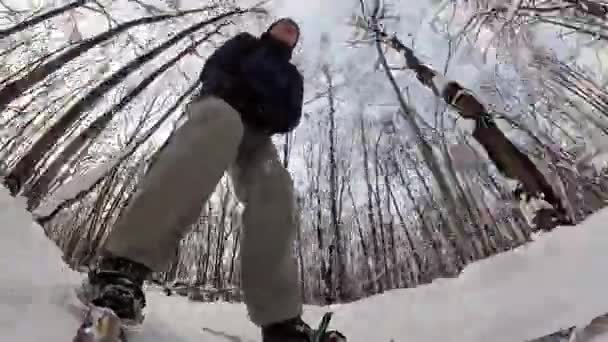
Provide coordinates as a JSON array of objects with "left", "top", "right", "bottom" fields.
[{"left": 1, "top": 0, "right": 607, "bottom": 305}]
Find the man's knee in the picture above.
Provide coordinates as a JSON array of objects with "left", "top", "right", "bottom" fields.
[
  {"left": 263, "top": 163, "right": 294, "bottom": 201},
  {"left": 233, "top": 146, "right": 294, "bottom": 205},
  {"left": 186, "top": 96, "right": 244, "bottom": 137}
]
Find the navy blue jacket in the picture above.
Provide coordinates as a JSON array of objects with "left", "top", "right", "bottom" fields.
[{"left": 198, "top": 32, "right": 304, "bottom": 134}]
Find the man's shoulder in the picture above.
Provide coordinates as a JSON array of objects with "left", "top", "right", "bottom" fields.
[
  {"left": 221, "top": 32, "right": 259, "bottom": 53},
  {"left": 232, "top": 32, "right": 259, "bottom": 43}
]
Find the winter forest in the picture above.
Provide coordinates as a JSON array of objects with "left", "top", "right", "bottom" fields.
[{"left": 0, "top": 0, "right": 607, "bottom": 310}]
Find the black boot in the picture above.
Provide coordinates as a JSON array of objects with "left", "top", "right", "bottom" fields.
[
  {"left": 77, "top": 256, "right": 150, "bottom": 325},
  {"left": 262, "top": 316, "right": 346, "bottom": 342}
]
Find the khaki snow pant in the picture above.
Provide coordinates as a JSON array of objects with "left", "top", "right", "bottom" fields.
[{"left": 102, "top": 96, "right": 302, "bottom": 326}]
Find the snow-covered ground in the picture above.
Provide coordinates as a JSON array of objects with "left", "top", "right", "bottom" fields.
[{"left": 2, "top": 185, "right": 608, "bottom": 342}]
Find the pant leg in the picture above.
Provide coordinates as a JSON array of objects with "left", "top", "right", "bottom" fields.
[
  {"left": 229, "top": 129, "right": 302, "bottom": 327},
  {"left": 103, "top": 96, "right": 244, "bottom": 271}
]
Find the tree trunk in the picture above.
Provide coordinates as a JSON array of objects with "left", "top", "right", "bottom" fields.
[
  {"left": 228, "top": 228, "right": 240, "bottom": 285},
  {"left": 322, "top": 65, "right": 343, "bottom": 301},
  {"left": 313, "top": 142, "right": 330, "bottom": 302},
  {"left": 202, "top": 202, "right": 213, "bottom": 285},
  {"left": 391, "top": 151, "right": 446, "bottom": 279},
  {"left": 294, "top": 197, "right": 307, "bottom": 303},
  {"left": 380, "top": 161, "right": 402, "bottom": 288},
  {"left": 214, "top": 185, "right": 230, "bottom": 289},
  {"left": 346, "top": 179, "right": 373, "bottom": 294},
  {"left": 372, "top": 133, "right": 391, "bottom": 289},
  {"left": 441, "top": 139, "right": 487, "bottom": 258},
  {"left": 358, "top": 115, "right": 381, "bottom": 293}
]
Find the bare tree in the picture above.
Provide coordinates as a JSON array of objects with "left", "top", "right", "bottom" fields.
[
  {"left": 0, "top": 5, "right": 218, "bottom": 114},
  {"left": 24, "top": 24, "right": 227, "bottom": 209},
  {"left": 3, "top": 7, "right": 246, "bottom": 196},
  {"left": 358, "top": 114, "right": 382, "bottom": 293},
  {"left": 357, "top": 0, "right": 570, "bottom": 232},
  {"left": 0, "top": 0, "right": 90, "bottom": 40},
  {"left": 322, "top": 64, "right": 344, "bottom": 301}
]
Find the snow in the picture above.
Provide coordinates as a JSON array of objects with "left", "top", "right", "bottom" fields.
[
  {"left": 518, "top": 195, "right": 555, "bottom": 228},
  {"left": 430, "top": 69, "right": 451, "bottom": 96},
  {"left": 0, "top": 188, "right": 82, "bottom": 341},
  {"left": 455, "top": 116, "right": 477, "bottom": 135},
  {"left": 2, "top": 186, "right": 608, "bottom": 341},
  {"left": 448, "top": 142, "right": 479, "bottom": 171}
]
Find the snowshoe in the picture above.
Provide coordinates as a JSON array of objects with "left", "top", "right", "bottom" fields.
[
  {"left": 76, "top": 256, "right": 150, "bottom": 326},
  {"left": 262, "top": 312, "right": 346, "bottom": 342},
  {"left": 72, "top": 305, "right": 127, "bottom": 342},
  {"left": 72, "top": 256, "right": 150, "bottom": 342}
]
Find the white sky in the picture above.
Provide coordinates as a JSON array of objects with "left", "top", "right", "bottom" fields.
[{"left": 3, "top": 0, "right": 608, "bottom": 212}]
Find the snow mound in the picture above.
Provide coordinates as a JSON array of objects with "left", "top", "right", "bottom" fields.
[
  {"left": 1, "top": 185, "right": 608, "bottom": 341},
  {"left": 0, "top": 188, "right": 83, "bottom": 341}
]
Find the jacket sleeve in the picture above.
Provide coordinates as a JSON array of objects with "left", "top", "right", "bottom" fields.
[
  {"left": 273, "top": 70, "right": 303, "bottom": 134},
  {"left": 199, "top": 32, "right": 257, "bottom": 94}
]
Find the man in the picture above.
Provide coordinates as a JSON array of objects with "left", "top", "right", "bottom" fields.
[{"left": 78, "top": 18, "right": 344, "bottom": 341}]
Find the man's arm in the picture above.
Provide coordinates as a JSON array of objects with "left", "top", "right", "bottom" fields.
[
  {"left": 274, "top": 70, "right": 303, "bottom": 134},
  {"left": 244, "top": 65, "right": 304, "bottom": 135}
]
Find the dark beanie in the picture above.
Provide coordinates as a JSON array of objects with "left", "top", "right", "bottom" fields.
[{"left": 265, "top": 17, "right": 301, "bottom": 47}]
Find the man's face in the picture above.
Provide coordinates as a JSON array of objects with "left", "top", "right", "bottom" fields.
[{"left": 269, "top": 21, "right": 299, "bottom": 48}]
